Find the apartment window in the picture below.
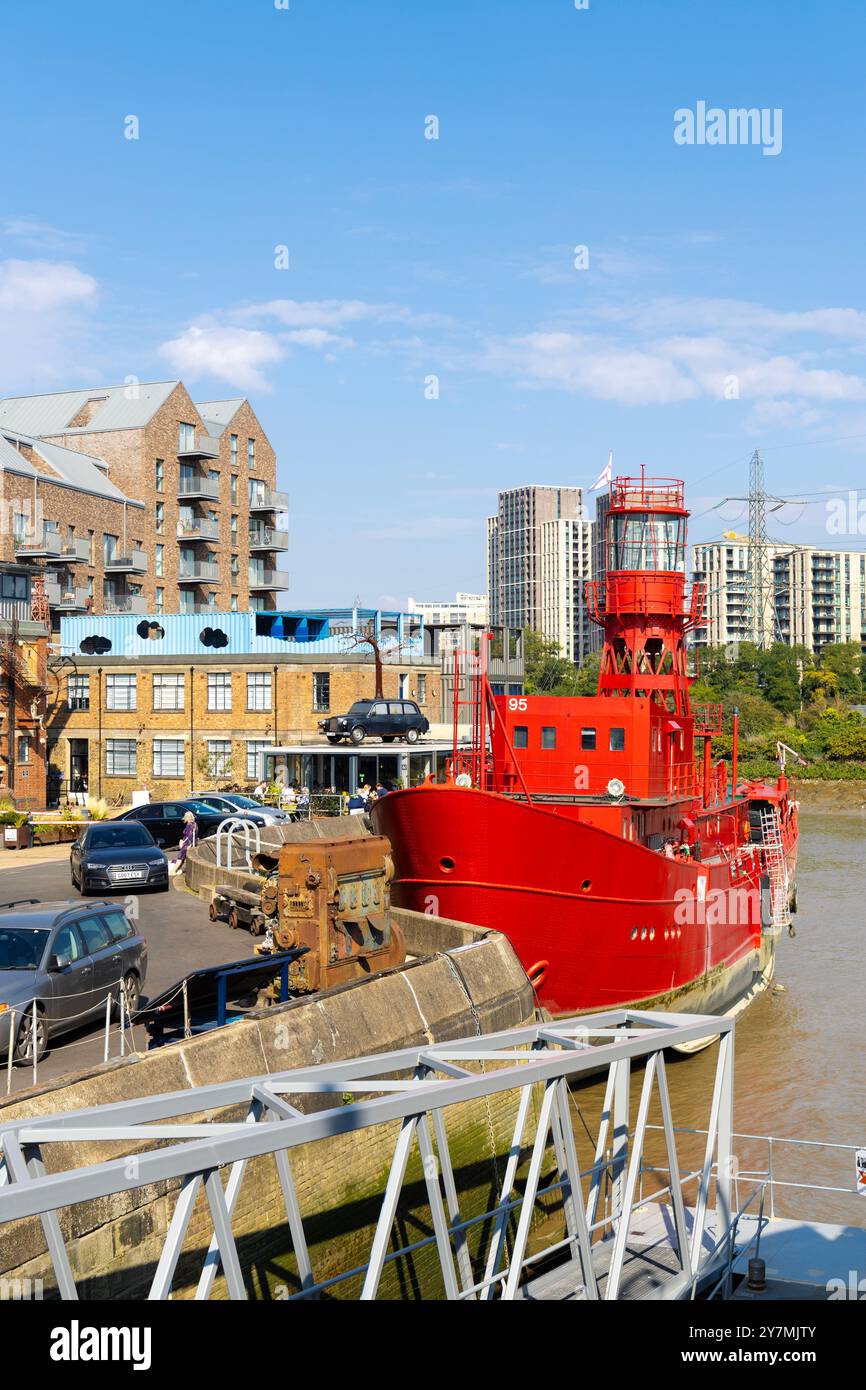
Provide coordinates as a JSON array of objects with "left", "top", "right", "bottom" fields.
[
  {"left": 16, "top": 734, "right": 30, "bottom": 764},
  {"left": 231, "top": 554, "right": 239, "bottom": 578},
  {"left": 106, "top": 673, "right": 137, "bottom": 711},
  {"left": 231, "top": 515, "right": 238, "bottom": 541},
  {"left": 581, "top": 728, "right": 597, "bottom": 751},
  {"left": 247, "top": 437, "right": 255, "bottom": 468},
  {"left": 248, "top": 478, "right": 265, "bottom": 505},
  {"left": 68, "top": 674, "right": 90, "bottom": 711},
  {"left": 87, "top": 529, "right": 95, "bottom": 563},
  {"left": 246, "top": 740, "right": 270, "bottom": 781},
  {"left": 207, "top": 672, "right": 232, "bottom": 711},
  {"left": 541, "top": 726, "right": 557, "bottom": 750},
  {"left": 231, "top": 594, "right": 238, "bottom": 612},
  {"left": 156, "top": 502, "right": 165, "bottom": 535},
  {"left": 417, "top": 673, "right": 427, "bottom": 702},
  {"left": 152, "top": 673, "right": 185, "bottom": 711},
  {"left": 178, "top": 422, "right": 196, "bottom": 452},
  {"left": 609, "top": 727, "right": 625, "bottom": 752},
  {"left": 155, "top": 587, "right": 164, "bottom": 613},
  {"left": 230, "top": 474, "right": 238, "bottom": 504},
  {"left": 153, "top": 739, "right": 185, "bottom": 778},
  {"left": 12, "top": 513, "right": 28, "bottom": 544},
  {"left": 0, "top": 574, "right": 28, "bottom": 600},
  {"left": 206, "top": 739, "right": 232, "bottom": 778},
  {"left": 230, "top": 434, "right": 238, "bottom": 466},
  {"left": 105, "top": 739, "right": 136, "bottom": 777},
  {"left": 513, "top": 726, "right": 528, "bottom": 749},
  {"left": 155, "top": 544, "right": 164, "bottom": 577},
  {"left": 155, "top": 459, "right": 164, "bottom": 492},
  {"left": 102, "top": 533, "right": 118, "bottom": 564},
  {"left": 246, "top": 671, "right": 272, "bottom": 711},
  {"left": 313, "top": 672, "right": 330, "bottom": 711}
]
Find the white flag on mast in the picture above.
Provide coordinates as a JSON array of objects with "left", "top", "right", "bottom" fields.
[{"left": 591, "top": 452, "right": 613, "bottom": 491}]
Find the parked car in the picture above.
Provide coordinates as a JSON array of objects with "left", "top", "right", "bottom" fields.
[
  {"left": 318, "top": 699, "right": 429, "bottom": 745},
  {"left": 114, "top": 798, "right": 269, "bottom": 848},
  {"left": 0, "top": 899, "right": 148, "bottom": 1064},
  {"left": 188, "top": 792, "right": 289, "bottom": 826},
  {"left": 71, "top": 821, "right": 169, "bottom": 895}
]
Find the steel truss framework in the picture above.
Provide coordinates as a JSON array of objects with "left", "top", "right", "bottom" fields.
[{"left": 0, "top": 1009, "right": 734, "bottom": 1301}]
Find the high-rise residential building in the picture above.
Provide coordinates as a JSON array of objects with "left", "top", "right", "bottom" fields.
[
  {"left": 538, "top": 516, "right": 595, "bottom": 664},
  {"left": 407, "top": 592, "right": 489, "bottom": 625},
  {"left": 0, "top": 381, "right": 288, "bottom": 626},
  {"left": 691, "top": 536, "right": 866, "bottom": 652},
  {"left": 487, "top": 485, "right": 583, "bottom": 634}
]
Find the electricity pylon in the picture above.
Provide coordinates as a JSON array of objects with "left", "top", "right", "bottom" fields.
[{"left": 720, "top": 450, "right": 807, "bottom": 649}]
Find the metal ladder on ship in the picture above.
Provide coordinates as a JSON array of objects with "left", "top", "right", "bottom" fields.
[{"left": 759, "top": 806, "right": 791, "bottom": 930}]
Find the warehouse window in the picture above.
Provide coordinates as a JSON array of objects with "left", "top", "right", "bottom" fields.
[
  {"left": 246, "top": 740, "right": 270, "bottom": 781},
  {"left": 152, "top": 673, "right": 185, "bottom": 711},
  {"left": 153, "top": 740, "right": 184, "bottom": 778},
  {"left": 16, "top": 735, "right": 30, "bottom": 764},
  {"left": 106, "top": 674, "right": 136, "bottom": 711},
  {"left": 68, "top": 674, "right": 90, "bottom": 712},
  {"left": 247, "top": 671, "right": 272, "bottom": 711},
  {"left": 0, "top": 574, "right": 27, "bottom": 600},
  {"left": 417, "top": 673, "right": 427, "bottom": 702},
  {"left": 207, "top": 672, "right": 232, "bottom": 711},
  {"left": 207, "top": 739, "right": 232, "bottom": 778},
  {"left": 105, "top": 739, "right": 137, "bottom": 777},
  {"left": 313, "top": 672, "right": 330, "bottom": 711}
]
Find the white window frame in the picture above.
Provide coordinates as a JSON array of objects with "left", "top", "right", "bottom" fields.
[
  {"left": 153, "top": 739, "right": 185, "bottom": 779},
  {"left": 207, "top": 672, "right": 232, "bottom": 712},
  {"left": 105, "top": 738, "right": 137, "bottom": 777},
  {"left": 105, "top": 673, "right": 137, "bottom": 711},
  {"left": 246, "top": 671, "right": 272, "bottom": 711},
  {"left": 152, "top": 672, "right": 185, "bottom": 711}
]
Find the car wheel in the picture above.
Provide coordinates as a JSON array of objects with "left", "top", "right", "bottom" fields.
[
  {"left": 115, "top": 972, "right": 141, "bottom": 1020},
  {"left": 405, "top": 728, "right": 420, "bottom": 744},
  {"left": 78, "top": 875, "right": 90, "bottom": 895},
  {"left": 350, "top": 726, "right": 366, "bottom": 745},
  {"left": 13, "top": 1007, "right": 47, "bottom": 1066}
]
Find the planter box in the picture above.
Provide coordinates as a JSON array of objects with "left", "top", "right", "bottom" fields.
[
  {"left": 30, "top": 825, "right": 79, "bottom": 846},
  {"left": 2, "top": 826, "right": 32, "bottom": 850}
]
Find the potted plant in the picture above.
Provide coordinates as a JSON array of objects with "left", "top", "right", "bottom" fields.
[{"left": 0, "top": 804, "right": 31, "bottom": 850}]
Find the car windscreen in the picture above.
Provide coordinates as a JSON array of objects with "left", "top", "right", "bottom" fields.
[
  {"left": 0, "top": 927, "right": 50, "bottom": 970},
  {"left": 88, "top": 824, "right": 154, "bottom": 849},
  {"left": 182, "top": 801, "right": 221, "bottom": 815},
  {"left": 226, "top": 796, "right": 259, "bottom": 809}
]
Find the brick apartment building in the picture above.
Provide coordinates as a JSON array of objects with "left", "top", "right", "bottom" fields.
[
  {"left": 0, "top": 381, "right": 288, "bottom": 627},
  {"left": 0, "top": 564, "right": 51, "bottom": 810}
]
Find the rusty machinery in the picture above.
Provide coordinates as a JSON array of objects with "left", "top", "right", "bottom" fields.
[{"left": 211, "top": 835, "right": 406, "bottom": 994}]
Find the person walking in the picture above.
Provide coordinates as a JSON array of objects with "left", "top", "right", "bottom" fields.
[{"left": 171, "top": 810, "right": 199, "bottom": 875}]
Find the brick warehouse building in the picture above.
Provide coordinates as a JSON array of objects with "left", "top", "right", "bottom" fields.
[
  {"left": 0, "top": 381, "right": 288, "bottom": 626},
  {"left": 47, "top": 608, "right": 439, "bottom": 803}
]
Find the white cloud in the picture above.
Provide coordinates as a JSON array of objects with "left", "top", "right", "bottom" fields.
[
  {"left": 242, "top": 298, "right": 396, "bottom": 328},
  {"left": 0, "top": 259, "right": 96, "bottom": 312},
  {"left": 159, "top": 323, "right": 284, "bottom": 391},
  {"left": 3, "top": 220, "right": 90, "bottom": 254},
  {"left": 284, "top": 328, "right": 354, "bottom": 349}
]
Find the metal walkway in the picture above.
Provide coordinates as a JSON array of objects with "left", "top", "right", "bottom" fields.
[{"left": 0, "top": 1008, "right": 737, "bottom": 1301}]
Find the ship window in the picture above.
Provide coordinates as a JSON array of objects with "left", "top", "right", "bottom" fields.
[
  {"left": 581, "top": 728, "right": 596, "bottom": 751},
  {"left": 610, "top": 727, "right": 625, "bottom": 751},
  {"left": 513, "top": 726, "right": 528, "bottom": 749},
  {"left": 541, "top": 727, "right": 556, "bottom": 750}
]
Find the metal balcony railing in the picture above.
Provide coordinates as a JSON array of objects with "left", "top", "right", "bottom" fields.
[
  {"left": 177, "top": 435, "right": 220, "bottom": 459},
  {"left": 104, "top": 549, "right": 148, "bottom": 574},
  {"left": 102, "top": 595, "right": 149, "bottom": 614},
  {"left": 248, "top": 487, "right": 288, "bottom": 512},
  {"left": 178, "top": 561, "right": 220, "bottom": 582},
  {"left": 178, "top": 475, "right": 220, "bottom": 501},
  {"left": 248, "top": 569, "right": 288, "bottom": 590},
  {"left": 176, "top": 518, "right": 220, "bottom": 542},
  {"left": 248, "top": 526, "right": 289, "bottom": 551}
]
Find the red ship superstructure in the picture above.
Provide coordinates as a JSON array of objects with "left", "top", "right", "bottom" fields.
[{"left": 372, "top": 472, "right": 798, "bottom": 1018}]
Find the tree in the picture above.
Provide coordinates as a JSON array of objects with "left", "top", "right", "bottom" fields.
[
  {"left": 522, "top": 630, "right": 579, "bottom": 695},
  {"left": 819, "top": 642, "right": 863, "bottom": 702}
]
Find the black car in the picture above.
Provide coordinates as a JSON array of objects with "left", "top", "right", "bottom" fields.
[
  {"left": 114, "top": 798, "right": 269, "bottom": 848},
  {"left": 0, "top": 899, "right": 148, "bottom": 1063},
  {"left": 71, "top": 822, "right": 168, "bottom": 895},
  {"left": 318, "top": 698, "right": 430, "bottom": 745}
]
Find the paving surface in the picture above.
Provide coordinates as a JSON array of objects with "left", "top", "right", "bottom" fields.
[{"left": 0, "top": 848, "right": 257, "bottom": 1096}]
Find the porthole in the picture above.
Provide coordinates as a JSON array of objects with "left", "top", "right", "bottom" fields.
[
  {"left": 630, "top": 927, "right": 638, "bottom": 941},
  {"left": 649, "top": 927, "right": 655, "bottom": 941},
  {"left": 580, "top": 879, "right": 591, "bottom": 892},
  {"left": 439, "top": 856, "right": 456, "bottom": 873},
  {"left": 640, "top": 927, "right": 647, "bottom": 941}
]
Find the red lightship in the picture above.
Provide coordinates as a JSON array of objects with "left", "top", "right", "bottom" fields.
[{"left": 372, "top": 474, "right": 798, "bottom": 1020}]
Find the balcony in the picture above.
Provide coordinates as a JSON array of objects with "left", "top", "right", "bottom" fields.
[
  {"left": 248, "top": 568, "right": 289, "bottom": 590},
  {"left": 178, "top": 475, "right": 220, "bottom": 501},
  {"left": 177, "top": 435, "right": 220, "bottom": 460},
  {"left": 248, "top": 487, "right": 288, "bottom": 513},
  {"left": 102, "top": 595, "right": 149, "bottom": 615},
  {"left": 104, "top": 549, "right": 148, "bottom": 574},
  {"left": 44, "top": 581, "right": 90, "bottom": 611},
  {"left": 15, "top": 533, "right": 90, "bottom": 563},
  {"left": 178, "top": 561, "right": 220, "bottom": 583},
  {"left": 248, "top": 526, "right": 288, "bottom": 552},
  {"left": 177, "top": 517, "right": 220, "bottom": 542}
]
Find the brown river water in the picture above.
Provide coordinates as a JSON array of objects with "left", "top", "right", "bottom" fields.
[{"left": 568, "top": 803, "right": 866, "bottom": 1229}]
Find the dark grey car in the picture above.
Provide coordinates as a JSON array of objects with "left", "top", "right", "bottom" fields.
[
  {"left": 70, "top": 820, "right": 168, "bottom": 894},
  {"left": 0, "top": 900, "right": 148, "bottom": 1064}
]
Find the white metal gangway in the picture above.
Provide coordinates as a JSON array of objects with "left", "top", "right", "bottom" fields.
[
  {"left": 759, "top": 806, "right": 791, "bottom": 930},
  {"left": 0, "top": 1009, "right": 738, "bottom": 1302}
]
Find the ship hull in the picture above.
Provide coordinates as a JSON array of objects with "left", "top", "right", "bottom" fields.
[{"left": 373, "top": 786, "right": 781, "bottom": 1019}]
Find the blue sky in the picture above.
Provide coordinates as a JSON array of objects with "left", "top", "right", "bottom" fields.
[{"left": 2, "top": 0, "right": 866, "bottom": 607}]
